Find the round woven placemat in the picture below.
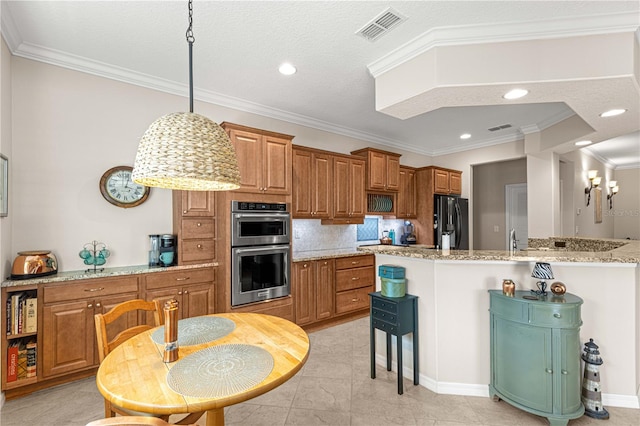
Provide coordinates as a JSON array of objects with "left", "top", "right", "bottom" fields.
[
  {"left": 151, "top": 316, "right": 235, "bottom": 347},
  {"left": 167, "top": 344, "right": 274, "bottom": 398}
]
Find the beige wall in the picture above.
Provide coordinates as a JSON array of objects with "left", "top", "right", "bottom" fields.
[
  {"left": 1, "top": 38, "right": 11, "bottom": 282},
  {"left": 611, "top": 168, "right": 640, "bottom": 240},
  {"left": 472, "top": 158, "right": 527, "bottom": 250}
]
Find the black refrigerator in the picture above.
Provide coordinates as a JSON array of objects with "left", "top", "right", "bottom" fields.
[{"left": 434, "top": 195, "right": 469, "bottom": 250}]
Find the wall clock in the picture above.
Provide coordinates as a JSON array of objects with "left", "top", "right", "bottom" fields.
[{"left": 99, "top": 166, "right": 150, "bottom": 208}]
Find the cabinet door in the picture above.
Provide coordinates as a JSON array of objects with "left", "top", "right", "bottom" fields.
[
  {"left": 179, "top": 191, "right": 215, "bottom": 216},
  {"left": 229, "top": 129, "right": 263, "bottom": 193},
  {"left": 293, "top": 262, "right": 314, "bottom": 325},
  {"left": 398, "top": 167, "right": 416, "bottom": 218},
  {"left": 42, "top": 300, "right": 95, "bottom": 377},
  {"left": 144, "top": 287, "right": 182, "bottom": 321},
  {"left": 315, "top": 259, "right": 334, "bottom": 320},
  {"left": 368, "top": 151, "right": 387, "bottom": 191},
  {"left": 493, "top": 317, "right": 553, "bottom": 413},
  {"left": 434, "top": 169, "right": 450, "bottom": 194},
  {"left": 182, "top": 283, "right": 215, "bottom": 319},
  {"left": 292, "top": 149, "right": 313, "bottom": 218},
  {"left": 349, "top": 158, "right": 366, "bottom": 218},
  {"left": 556, "top": 328, "right": 582, "bottom": 415},
  {"left": 386, "top": 155, "right": 401, "bottom": 191},
  {"left": 312, "top": 153, "right": 332, "bottom": 218},
  {"left": 449, "top": 172, "right": 462, "bottom": 195},
  {"left": 263, "top": 135, "right": 291, "bottom": 195},
  {"left": 333, "top": 157, "right": 350, "bottom": 218}
]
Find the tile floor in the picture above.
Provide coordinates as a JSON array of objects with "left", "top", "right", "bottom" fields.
[{"left": 1, "top": 316, "right": 639, "bottom": 425}]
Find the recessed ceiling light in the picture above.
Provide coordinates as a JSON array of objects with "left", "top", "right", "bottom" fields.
[
  {"left": 503, "top": 89, "right": 528, "bottom": 100},
  {"left": 575, "top": 140, "right": 592, "bottom": 146},
  {"left": 460, "top": 133, "right": 471, "bottom": 140},
  {"left": 278, "top": 63, "right": 297, "bottom": 76},
  {"left": 599, "top": 109, "right": 626, "bottom": 118}
]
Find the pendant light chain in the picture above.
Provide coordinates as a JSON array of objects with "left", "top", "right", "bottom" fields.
[{"left": 186, "top": 0, "right": 195, "bottom": 113}]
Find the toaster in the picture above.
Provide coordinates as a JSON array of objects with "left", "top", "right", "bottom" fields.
[{"left": 10, "top": 250, "right": 58, "bottom": 280}]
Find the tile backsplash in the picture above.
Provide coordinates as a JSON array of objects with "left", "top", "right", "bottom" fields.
[{"left": 292, "top": 217, "right": 405, "bottom": 253}]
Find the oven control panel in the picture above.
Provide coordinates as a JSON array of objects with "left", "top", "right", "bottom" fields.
[{"left": 232, "top": 201, "right": 287, "bottom": 212}]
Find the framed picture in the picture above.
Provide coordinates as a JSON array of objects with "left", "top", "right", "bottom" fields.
[
  {"left": 0, "top": 154, "right": 6, "bottom": 217},
  {"left": 594, "top": 187, "right": 602, "bottom": 223}
]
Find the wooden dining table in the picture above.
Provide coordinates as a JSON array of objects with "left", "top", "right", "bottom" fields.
[{"left": 95, "top": 313, "right": 310, "bottom": 426}]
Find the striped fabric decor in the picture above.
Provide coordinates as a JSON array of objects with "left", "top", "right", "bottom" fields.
[{"left": 531, "top": 262, "right": 554, "bottom": 279}]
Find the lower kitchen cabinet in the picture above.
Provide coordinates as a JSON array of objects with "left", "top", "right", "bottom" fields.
[
  {"left": 334, "top": 255, "right": 375, "bottom": 315},
  {"left": 41, "top": 276, "right": 138, "bottom": 378},
  {"left": 142, "top": 267, "right": 216, "bottom": 322},
  {"left": 489, "top": 290, "right": 584, "bottom": 426},
  {"left": 293, "top": 259, "right": 335, "bottom": 326}
]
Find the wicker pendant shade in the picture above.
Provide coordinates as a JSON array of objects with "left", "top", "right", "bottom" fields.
[
  {"left": 132, "top": 112, "right": 240, "bottom": 191},
  {"left": 132, "top": 0, "right": 241, "bottom": 191}
]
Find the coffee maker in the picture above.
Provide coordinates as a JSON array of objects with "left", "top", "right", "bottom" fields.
[
  {"left": 149, "top": 234, "right": 177, "bottom": 267},
  {"left": 400, "top": 221, "right": 417, "bottom": 245}
]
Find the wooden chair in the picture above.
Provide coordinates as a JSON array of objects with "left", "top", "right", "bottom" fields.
[
  {"left": 94, "top": 299, "right": 203, "bottom": 425},
  {"left": 86, "top": 416, "right": 195, "bottom": 426}
]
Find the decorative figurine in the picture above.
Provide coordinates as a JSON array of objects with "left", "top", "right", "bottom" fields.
[{"left": 581, "top": 338, "right": 609, "bottom": 419}]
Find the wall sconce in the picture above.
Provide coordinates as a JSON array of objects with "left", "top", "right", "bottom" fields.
[
  {"left": 607, "top": 181, "right": 619, "bottom": 209},
  {"left": 584, "top": 170, "right": 601, "bottom": 206}
]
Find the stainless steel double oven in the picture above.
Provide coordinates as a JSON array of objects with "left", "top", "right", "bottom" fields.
[{"left": 230, "top": 201, "right": 290, "bottom": 306}]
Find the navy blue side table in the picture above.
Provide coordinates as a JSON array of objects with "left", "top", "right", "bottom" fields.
[{"left": 369, "top": 291, "right": 419, "bottom": 394}]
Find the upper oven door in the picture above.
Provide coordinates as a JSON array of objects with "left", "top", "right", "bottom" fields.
[{"left": 231, "top": 212, "right": 290, "bottom": 247}]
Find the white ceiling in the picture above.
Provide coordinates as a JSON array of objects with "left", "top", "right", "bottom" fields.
[{"left": 2, "top": 1, "right": 639, "bottom": 168}]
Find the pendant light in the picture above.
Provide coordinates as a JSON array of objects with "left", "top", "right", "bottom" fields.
[{"left": 132, "top": 0, "right": 241, "bottom": 191}]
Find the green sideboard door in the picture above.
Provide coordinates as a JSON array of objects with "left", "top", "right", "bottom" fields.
[{"left": 489, "top": 290, "right": 584, "bottom": 426}]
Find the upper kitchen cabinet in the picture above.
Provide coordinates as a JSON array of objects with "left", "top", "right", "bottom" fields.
[
  {"left": 397, "top": 166, "right": 417, "bottom": 219},
  {"left": 322, "top": 154, "right": 365, "bottom": 224},
  {"left": 221, "top": 122, "right": 293, "bottom": 195},
  {"left": 292, "top": 146, "right": 332, "bottom": 219},
  {"left": 421, "top": 166, "right": 462, "bottom": 195},
  {"left": 351, "top": 148, "right": 401, "bottom": 192}
]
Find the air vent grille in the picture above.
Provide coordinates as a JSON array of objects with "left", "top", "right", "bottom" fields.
[
  {"left": 488, "top": 124, "right": 513, "bottom": 132},
  {"left": 356, "top": 8, "right": 407, "bottom": 42}
]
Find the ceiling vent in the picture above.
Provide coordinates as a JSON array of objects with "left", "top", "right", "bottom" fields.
[
  {"left": 488, "top": 124, "right": 513, "bottom": 132},
  {"left": 356, "top": 8, "right": 407, "bottom": 42}
]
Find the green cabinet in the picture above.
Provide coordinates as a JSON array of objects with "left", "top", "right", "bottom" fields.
[{"left": 489, "top": 290, "right": 584, "bottom": 426}]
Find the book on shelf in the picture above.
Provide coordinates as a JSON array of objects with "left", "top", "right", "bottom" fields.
[
  {"left": 11, "top": 293, "right": 21, "bottom": 334},
  {"left": 7, "top": 342, "right": 18, "bottom": 382},
  {"left": 26, "top": 340, "right": 37, "bottom": 378},
  {"left": 25, "top": 298, "right": 37, "bottom": 333},
  {"left": 5, "top": 297, "right": 10, "bottom": 335},
  {"left": 17, "top": 344, "right": 28, "bottom": 379}
]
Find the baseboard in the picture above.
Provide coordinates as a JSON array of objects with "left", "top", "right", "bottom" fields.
[
  {"left": 0, "top": 391, "right": 5, "bottom": 411},
  {"left": 374, "top": 355, "right": 639, "bottom": 408}
]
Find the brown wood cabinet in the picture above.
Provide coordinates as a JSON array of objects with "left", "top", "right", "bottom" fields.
[
  {"left": 142, "top": 267, "right": 216, "bottom": 323},
  {"left": 41, "top": 276, "right": 138, "bottom": 378},
  {"left": 173, "top": 190, "right": 217, "bottom": 265},
  {"left": 397, "top": 166, "right": 417, "bottom": 219},
  {"left": 221, "top": 122, "right": 293, "bottom": 195},
  {"left": 334, "top": 255, "right": 375, "bottom": 315},
  {"left": 293, "top": 259, "right": 335, "bottom": 326},
  {"left": 324, "top": 154, "right": 366, "bottom": 224},
  {"left": 427, "top": 166, "right": 462, "bottom": 195},
  {"left": 351, "top": 148, "right": 401, "bottom": 192},
  {"left": 292, "top": 147, "right": 332, "bottom": 219}
]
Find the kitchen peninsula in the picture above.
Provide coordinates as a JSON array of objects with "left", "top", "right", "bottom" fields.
[{"left": 357, "top": 239, "right": 640, "bottom": 410}]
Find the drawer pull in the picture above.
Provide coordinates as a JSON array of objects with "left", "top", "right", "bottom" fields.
[
  {"left": 553, "top": 313, "right": 562, "bottom": 318},
  {"left": 197, "top": 244, "right": 203, "bottom": 249},
  {"left": 545, "top": 369, "right": 553, "bottom": 374},
  {"left": 178, "top": 291, "right": 183, "bottom": 295},
  {"left": 84, "top": 287, "right": 105, "bottom": 292},
  {"left": 351, "top": 261, "right": 359, "bottom": 265},
  {"left": 87, "top": 303, "right": 93, "bottom": 308},
  {"left": 175, "top": 277, "right": 190, "bottom": 281},
  {"left": 197, "top": 222, "right": 202, "bottom": 227},
  {"left": 351, "top": 298, "right": 358, "bottom": 302},
  {"left": 561, "top": 370, "right": 569, "bottom": 375},
  {"left": 95, "top": 302, "right": 101, "bottom": 308}
]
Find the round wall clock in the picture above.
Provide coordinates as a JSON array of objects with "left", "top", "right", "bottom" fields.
[{"left": 99, "top": 166, "right": 150, "bottom": 208}]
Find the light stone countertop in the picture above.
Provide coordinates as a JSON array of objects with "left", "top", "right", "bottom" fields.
[
  {"left": 292, "top": 248, "right": 367, "bottom": 262},
  {"left": 357, "top": 240, "right": 640, "bottom": 264},
  {"left": 1, "top": 262, "right": 218, "bottom": 288}
]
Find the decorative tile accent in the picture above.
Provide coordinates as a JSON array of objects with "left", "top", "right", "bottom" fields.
[{"left": 357, "top": 217, "right": 378, "bottom": 241}]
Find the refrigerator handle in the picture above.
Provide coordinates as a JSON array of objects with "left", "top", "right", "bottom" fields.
[{"left": 454, "top": 202, "right": 462, "bottom": 248}]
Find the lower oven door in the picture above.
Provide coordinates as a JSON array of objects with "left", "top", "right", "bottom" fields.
[{"left": 231, "top": 245, "right": 290, "bottom": 307}]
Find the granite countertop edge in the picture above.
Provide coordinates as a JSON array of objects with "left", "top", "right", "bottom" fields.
[
  {"left": 292, "top": 249, "right": 365, "bottom": 262},
  {"left": 356, "top": 245, "right": 640, "bottom": 264},
  {"left": 2, "top": 262, "right": 219, "bottom": 288}
]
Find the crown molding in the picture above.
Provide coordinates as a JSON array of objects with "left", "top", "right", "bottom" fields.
[{"left": 368, "top": 11, "right": 640, "bottom": 78}]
